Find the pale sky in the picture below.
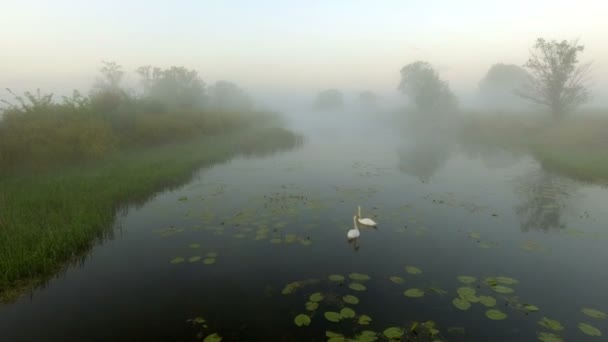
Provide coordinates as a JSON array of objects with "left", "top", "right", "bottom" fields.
[{"left": 1, "top": 0, "right": 607, "bottom": 104}]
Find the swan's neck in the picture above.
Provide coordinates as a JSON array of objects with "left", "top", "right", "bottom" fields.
[
  {"left": 352, "top": 216, "right": 359, "bottom": 230},
  {"left": 358, "top": 206, "right": 361, "bottom": 217}
]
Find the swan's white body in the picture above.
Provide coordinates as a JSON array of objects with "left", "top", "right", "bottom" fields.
[
  {"left": 357, "top": 206, "right": 377, "bottom": 226},
  {"left": 347, "top": 215, "right": 360, "bottom": 240}
]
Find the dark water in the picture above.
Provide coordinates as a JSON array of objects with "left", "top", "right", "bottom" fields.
[{"left": 2, "top": 112, "right": 608, "bottom": 341}]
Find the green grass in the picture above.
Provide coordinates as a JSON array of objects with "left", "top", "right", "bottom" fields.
[
  {"left": 459, "top": 113, "right": 608, "bottom": 183},
  {"left": 0, "top": 126, "right": 301, "bottom": 302}
]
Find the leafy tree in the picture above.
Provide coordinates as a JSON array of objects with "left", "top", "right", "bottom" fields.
[
  {"left": 90, "top": 61, "right": 129, "bottom": 114},
  {"left": 313, "top": 89, "right": 344, "bottom": 110},
  {"left": 479, "top": 64, "right": 531, "bottom": 110},
  {"left": 207, "top": 80, "right": 253, "bottom": 112},
  {"left": 517, "top": 38, "right": 591, "bottom": 118},
  {"left": 136, "top": 66, "right": 205, "bottom": 111},
  {"left": 398, "top": 61, "right": 456, "bottom": 112}
]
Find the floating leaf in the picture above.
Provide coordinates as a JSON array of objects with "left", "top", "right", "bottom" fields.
[
  {"left": 349, "top": 273, "right": 371, "bottom": 281},
  {"left": 582, "top": 308, "right": 607, "bottom": 319},
  {"left": 537, "top": 332, "right": 563, "bottom": 342},
  {"left": 328, "top": 274, "right": 345, "bottom": 282},
  {"left": 469, "top": 232, "right": 481, "bottom": 239},
  {"left": 578, "top": 323, "right": 602, "bottom": 336},
  {"left": 309, "top": 292, "right": 324, "bottom": 302},
  {"left": 496, "top": 276, "right": 519, "bottom": 285},
  {"left": 343, "top": 295, "right": 359, "bottom": 305},
  {"left": 479, "top": 295, "right": 497, "bottom": 307},
  {"left": 305, "top": 301, "right": 318, "bottom": 311},
  {"left": 485, "top": 309, "right": 507, "bottom": 320},
  {"left": 405, "top": 265, "right": 422, "bottom": 275},
  {"left": 492, "top": 285, "right": 515, "bottom": 294},
  {"left": 282, "top": 282, "right": 301, "bottom": 295},
  {"left": 203, "top": 333, "right": 222, "bottom": 342},
  {"left": 485, "top": 277, "right": 498, "bottom": 287},
  {"left": 389, "top": 276, "right": 405, "bottom": 284},
  {"left": 349, "top": 283, "right": 367, "bottom": 291},
  {"left": 383, "top": 327, "right": 404, "bottom": 339},
  {"left": 429, "top": 286, "right": 448, "bottom": 295},
  {"left": 203, "top": 258, "right": 216, "bottom": 265},
  {"left": 524, "top": 304, "right": 539, "bottom": 312},
  {"left": 340, "top": 307, "right": 356, "bottom": 319},
  {"left": 358, "top": 315, "right": 372, "bottom": 325},
  {"left": 189, "top": 256, "right": 201, "bottom": 263},
  {"left": 170, "top": 257, "right": 185, "bottom": 264},
  {"left": 189, "top": 316, "right": 206, "bottom": 324},
  {"left": 457, "top": 287, "right": 476, "bottom": 298},
  {"left": 452, "top": 298, "right": 471, "bottom": 310},
  {"left": 356, "top": 330, "right": 378, "bottom": 342},
  {"left": 326, "top": 331, "right": 344, "bottom": 338},
  {"left": 294, "top": 314, "right": 311, "bottom": 327},
  {"left": 538, "top": 317, "right": 564, "bottom": 331},
  {"left": 206, "top": 252, "right": 218, "bottom": 257},
  {"left": 457, "top": 276, "right": 477, "bottom": 284},
  {"left": 404, "top": 288, "right": 425, "bottom": 298},
  {"left": 189, "top": 243, "right": 201, "bottom": 249},
  {"left": 285, "top": 234, "right": 297, "bottom": 243},
  {"left": 324, "top": 311, "right": 342, "bottom": 322}
]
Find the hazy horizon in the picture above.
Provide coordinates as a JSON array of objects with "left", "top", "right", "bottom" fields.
[{"left": 2, "top": 0, "right": 608, "bottom": 107}]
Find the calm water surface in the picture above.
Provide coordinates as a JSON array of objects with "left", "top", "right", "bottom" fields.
[{"left": 2, "top": 112, "right": 608, "bottom": 341}]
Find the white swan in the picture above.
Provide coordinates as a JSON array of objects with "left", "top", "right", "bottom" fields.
[
  {"left": 357, "top": 206, "right": 377, "bottom": 226},
  {"left": 347, "top": 215, "right": 360, "bottom": 240}
]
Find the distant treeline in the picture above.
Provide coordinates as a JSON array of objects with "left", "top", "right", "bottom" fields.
[{"left": 0, "top": 62, "right": 276, "bottom": 171}]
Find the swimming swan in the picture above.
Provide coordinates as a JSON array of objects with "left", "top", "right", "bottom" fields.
[
  {"left": 347, "top": 215, "right": 360, "bottom": 240},
  {"left": 357, "top": 206, "right": 377, "bottom": 226}
]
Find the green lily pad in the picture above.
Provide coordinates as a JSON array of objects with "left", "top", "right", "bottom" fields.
[
  {"left": 203, "top": 333, "right": 222, "bottom": 342},
  {"left": 356, "top": 331, "right": 378, "bottom": 342},
  {"left": 452, "top": 298, "right": 471, "bottom": 310},
  {"left": 538, "top": 317, "right": 564, "bottom": 331},
  {"left": 405, "top": 265, "right": 422, "bottom": 275},
  {"left": 309, "top": 292, "right": 324, "bottom": 302},
  {"left": 305, "top": 301, "right": 318, "bottom": 311},
  {"left": 203, "top": 257, "right": 216, "bottom": 265},
  {"left": 469, "top": 231, "right": 481, "bottom": 239},
  {"left": 358, "top": 315, "right": 372, "bottom": 325},
  {"left": 189, "top": 243, "right": 201, "bottom": 249},
  {"left": 496, "top": 276, "right": 519, "bottom": 285},
  {"left": 457, "top": 287, "right": 476, "bottom": 298},
  {"left": 524, "top": 304, "right": 540, "bottom": 312},
  {"left": 429, "top": 286, "right": 448, "bottom": 295},
  {"left": 479, "top": 295, "right": 497, "bottom": 307},
  {"left": 326, "top": 331, "right": 344, "bottom": 338},
  {"left": 537, "top": 332, "right": 563, "bottom": 342},
  {"left": 383, "top": 327, "right": 404, "bottom": 339},
  {"left": 343, "top": 295, "right": 359, "bottom": 305},
  {"left": 294, "top": 314, "right": 311, "bottom": 327},
  {"left": 190, "top": 316, "right": 206, "bottom": 324},
  {"left": 578, "top": 323, "right": 602, "bottom": 336},
  {"left": 404, "top": 288, "right": 425, "bottom": 298},
  {"left": 324, "top": 311, "right": 342, "bottom": 322},
  {"left": 189, "top": 256, "right": 201, "bottom": 263},
  {"left": 457, "top": 276, "right": 477, "bottom": 284},
  {"left": 170, "top": 257, "right": 185, "bottom": 264},
  {"left": 349, "top": 273, "right": 371, "bottom": 281},
  {"left": 492, "top": 285, "right": 515, "bottom": 294},
  {"left": 349, "top": 283, "right": 367, "bottom": 291},
  {"left": 328, "top": 274, "right": 345, "bottom": 282},
  {"left": 206, "top": 252, "right": 218, "bottom": 257},
  {"left": 582, "top": 308, "right": 607, "bottom": 319},
  {"left": 389, "top": 276, "right": 405, "bottom": 284},
  {"left": 285, "top": 234, "right": 297, "bottom": 243},
  {"left": 340, "top": 307, "right": 356, "bottom": 319},
  {"left": 485, "top": 309, "right": 507, "bottom": 320}
]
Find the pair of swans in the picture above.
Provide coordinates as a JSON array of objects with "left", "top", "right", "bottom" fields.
[{"left": 347, "top": 206, "right": 377, "bottom": 240}]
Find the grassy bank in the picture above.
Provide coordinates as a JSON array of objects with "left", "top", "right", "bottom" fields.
[
  {"left": 0, "top": 126, "right": 301, "bottom": 302},
  {"left": 459, "top": 113, "right": 608, "bottom": 182}
]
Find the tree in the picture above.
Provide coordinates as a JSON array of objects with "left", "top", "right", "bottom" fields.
[
  {"left": 136, "top": 66, "right": 205, "bottom": 111},
  {"left": 313, "top": 89, "right": 344, "bottom": 110},
  {"left": 478, "top": 64, "right": 531, "bottom": 111},
  {"left": 90, "top": 61, "right": 129, "bottom": 114},
  {"left": 207, "top": 80, "right": 253, "bottom": 112},
  {"left": 517, "top": 38, "right": 591, "bottom": 118},
  {"left": 398, "top": 61, "right": 456, "bottom": 112}
]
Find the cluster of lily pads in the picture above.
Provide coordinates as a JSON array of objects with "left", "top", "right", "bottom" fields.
[
  {"left": 186, "top": 316, "right": 222, "bottom": 342},
  {"left": 170, "top": 245, "right": 218, "bottom": 265}
]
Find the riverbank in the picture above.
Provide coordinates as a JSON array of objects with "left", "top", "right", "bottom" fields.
[{"left": 0, "top": 126, "right": 301, "bottom": 302}]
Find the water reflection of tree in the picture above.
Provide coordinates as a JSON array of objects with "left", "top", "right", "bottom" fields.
[
  {"left": 398, "top": 139, "right": 451, "bottom": 182},
  {"left": 514, "top": 170, "right": 574, "bottom": 232}
]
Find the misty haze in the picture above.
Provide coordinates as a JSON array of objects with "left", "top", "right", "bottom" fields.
[{"left": 1, "top": 1, "right": 608, "bottom": 341}]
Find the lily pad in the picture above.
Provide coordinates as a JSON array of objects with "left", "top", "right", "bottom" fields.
[
  {"left": 325, "top": 311, "right": 342, "bottom": 323},
  {"left": 405, "top": 265, "right": 422, "bottom": 275},
  {"left": 457, "top": 276, "right": 477, "bottom": 284},
  {"left": 349, "top": 283, "right": 367, "bottom": 291},
  {"left": 457, "top": 287, "right": 476, "bottom": 298},
  {"left": 340, "top": 307, "right": 356, "bottom": 319},
  {"left": 524, "top": 304, "right": 540, "bottom": 312},
  {"left": 328, "top": 274, "right": 345, "bottom": 282},
  {"left": 309, "top": 292, "right": 324, "bottom": 302},
  {"left": 537, "top": 332, "right": 563, "bottom": 342},
  {"left": 206, "top": 252, "right": 218, "bottom": 257},
  {"left": 294, "top": 314, "right": 311, "bottom": 327},
  {"left": 469, "top": 231, "right": 481, "bottom": 239},
  {"left": 203, "top": 258, "right": 216, "bottom": 265},
  {"left": 383, "top": 327, "right": 404, "bottom": 339},
  {"left": 189, "top": 256, "right": 201, "bottom": 263},
  {"left": 343, "top": 295, "right": 359, "bottom": 305},
  {"left": 358, "top": 315, "right": 372, "bottom": 325},
  {"left": 485, "top": 309, "right": 507, "bottom": 320},
  {"left": 578, "top": 322, "right": 602, "bottom": 336},
  {"left": 538, "top": 317, "right": 564, "bottom": 331},
  {"left": 356, "top": 330, "right": 378, "bottom": 341},
  {"left": 452, "top": 298, "right": 471, "bottom": 311},
  {"left": 389, "top": 276, "right": 405, "bottom": 284},
  {"left": 305, "top": 301, "right": 318, "bottom": 311},
  {"left": 479, "top": 295, "right": 497, "bottom": 307},
  {"left": 582, "top": 308, "right": 607, "bottom": 319},
  {"left": 203, "top": 333, "right": 222, "bottom": 342},
  {"left": 492, "top": 285, "right": 515, "bottom": 294},
  {"left": 496, "top": 276, "right": 519, "bottom": 285},
  {"left": 189, "top": 243, "right": 201, "bottom": 249},
  {"left": 404, "top": 288, "right": 425, "bottom": 298},
  {"left": 349, "top": 273, "right": 371, "bottom": 281},
  {"left": 170, "top": 257, "right": 185, "bottom": 264}
]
